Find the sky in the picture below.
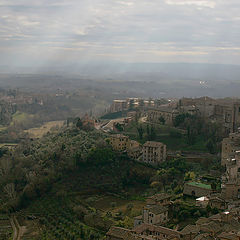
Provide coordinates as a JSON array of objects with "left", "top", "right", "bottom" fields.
[{"left": 1, "top": 0, "right": 240, "bottom": 69}]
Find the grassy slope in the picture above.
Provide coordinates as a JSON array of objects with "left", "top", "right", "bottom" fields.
[{"left": 24, "top": 121, "right": 64, "bottom": 138}]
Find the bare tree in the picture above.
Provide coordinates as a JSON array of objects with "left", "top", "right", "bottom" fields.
[
  {"left": 0, "top": 158, "right": 11, "bottom": 176},
  {"left": 4, "top": 183, "right": 17, "bottom": 200}
]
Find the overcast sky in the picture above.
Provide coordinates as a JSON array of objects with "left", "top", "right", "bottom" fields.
[{"left": 1, "top": 0, "right": 240, "bottom": 68}]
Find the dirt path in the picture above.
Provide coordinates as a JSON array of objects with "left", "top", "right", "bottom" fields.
[
  {"left": 10, "top": 217, "right": 17, "bottom": 240},
  {"left": 10, "top": 216, "right": 26, "bottom": 240}
]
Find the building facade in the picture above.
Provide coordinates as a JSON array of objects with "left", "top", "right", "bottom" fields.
[
  {"left": 143, "top": 205, "right": 168, "bottom": 225},
  {"left": 183, "top": 182, "right": 213, "bottom": 197},
  {"left": 147, "top": 107, "right": 178, "bottom": 126},
  {"left": 142, "top": 141, "right": 166, "bottom": 165},
  {"left": 109, "top": 134, "right": 131, "bottom": 151},
  {"left": 221, "top": 130, "right": 240, "bottom": 166}
]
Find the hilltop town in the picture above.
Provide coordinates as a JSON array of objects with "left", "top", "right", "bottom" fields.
[
  {"left": 0, "top": 94, "right": 240, "bottom": 239},
  {"left": 100, "top": 96, "right": 240, "bottom": 239}
]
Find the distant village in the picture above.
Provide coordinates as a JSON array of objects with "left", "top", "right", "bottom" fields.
[{"left": 102, "top": 96, "right": 240, "bottom": 240}]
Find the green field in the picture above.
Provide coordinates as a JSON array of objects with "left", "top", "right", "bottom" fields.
[
  {"left": 0, "top": 126, "right": 7, "bottom": 132},
  {"left": 25, "top": 121, "right": 64, "bottom": 138},
  {"left": 11, "top": 111, "right": 33, "bottom": 125}
]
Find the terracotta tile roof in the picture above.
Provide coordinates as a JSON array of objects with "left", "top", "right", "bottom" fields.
[
  {"left": 147, "top": 193, "right": 171, "bottom": 202},
  {"left": 143, "top": 141, "right": 165, "bottom": 147},
  {"left": 217, "top": 232, "right": 239, "bottom": 240},
  {"left": 106, "top": 226, "right": 136, "bottom": 240},
  {"left": 196, "top": 217, "right": 210, "bottom": 225},
  {"left": 193, "top": 233, "right": 213, "bottom": 240},
  {"left": 148, "top": 205, "right": 168, "bottom": 215},
  {"left": 199, "top": 221, "right": 222, "bottom": 234},
  {"left": 133, "top": 223, "right": 181, "bottom": 237},
  {"left": 180, "top": 225, "right": 200, "bottom": 235},
  {"left": 134, "top": 215, "right": 143, "bottom": 220},
  {"left": 111, "top": 134, "right": 129, "bottom": 139}
]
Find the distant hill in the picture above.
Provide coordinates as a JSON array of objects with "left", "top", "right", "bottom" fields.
[{"left": 0, "top": 62, "right": 240, "bottom": 98}]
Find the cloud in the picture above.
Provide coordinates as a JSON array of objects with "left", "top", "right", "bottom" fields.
[
  {"left": 0, "top": 0, "right": 240, "bottom": 66},
  {"left": 165, "top": 0, "right": 216, "bottom": 8}
]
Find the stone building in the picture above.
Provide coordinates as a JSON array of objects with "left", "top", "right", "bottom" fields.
[
  {"left": 143, "top": 205, "right": 168, "bottom": 225},
  {"left": 146, "top": 193, "right": 171, "bottom": 207},
  {"left": 132, "top": 223, "right": 182, "bottom": 240},
  {"left": 233, "top": 103, "right": 240, "bottom": 133},
  {"left": 107, "top": 208, "right": 240, "bottom": 240},
  {"left": 178, "top": 96, "right": 215, "bottom": 118},
  {"left": 127, "top": 140, "right": 142, "bottom": 161},
  {"left": 208, "top": 195, "right": 227, "bottom": 210},
  {"left": 183, "top": 182, "right": 213, "bottom": 197},
  {"left": 142, "top": 141, "right": 166, "bottom": 165},
  {"left": 221, "top": 130, "right": 240, "bottom": 166},
  {"left": 147, "top": 107, "right": 179, "bottom": 126},
  {"left": 213, "top": 103, "right": 240, "bottom": 134},
  {"left": 221, "top": 151, "right": 240, "bottom": 200},
  {"left": 134, "top": 205, "right": 168, "bottom": 228},
  {"left": 105, "top": 226, "right": 138, "bottom": 240},
  {"left": 109, "top": 134, "right": 131, "bottom": 151},
  {"left": 110, "top": 100, "right": 128, "bottom": 113},
  {"left": 127, "top": 146, "right": 142, "bottom": 161}
]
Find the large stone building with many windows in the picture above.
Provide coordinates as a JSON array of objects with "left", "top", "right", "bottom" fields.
[
  {"left": 147, "top": 107, "right": 179, "bottom": 126},
  {"left": 221, "top": 130, "right": 240, "bottom": 166},
  {"left": 142, "top": 141, "right": 166, "bottom": 165},
  {"left": 221, "top": 151, "right": 240, "bottom": 200},
  {"left": 109, "top": 134, "right": 131, "bottom": 151}
]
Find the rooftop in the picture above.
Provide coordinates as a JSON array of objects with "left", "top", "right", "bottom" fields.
[
  {"left": 106, "top": 226, "right": 136, "bottom": 240},
  {"left": 148, "top": 205, "right": 168, "bottom": 215},
  {"left": 143, "top": 141, "right": 165, "bottom": 148},
  {"left": 181, "top": 225, "right": 199, "bottom": 235},
  {"left": 187, "top": 182, "right": 212, "bottom": 190},
  {"left": 147, "top": 193, "right": 171, "bottom": 202},
  {"left": 133, "top": 223, "right": 180, "bottom": 236},
  {"left": 111, "top": 134, "right": 129, "bottom": 139}
]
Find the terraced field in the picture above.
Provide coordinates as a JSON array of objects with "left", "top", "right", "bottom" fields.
[
  {"left": 22, "top": 197, "right": 104, "bottom": 240},
  {"left": 0, "top": 215, "right": 12, "bottom": 240}
]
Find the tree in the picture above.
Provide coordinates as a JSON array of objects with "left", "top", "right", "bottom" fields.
[
  {"left": 211, "top": 182, "right": 217, "bottom": 191},
  {"left": 150, "top": 125, "right": 156, "bottom": 140},
  {"left": 110, "top": 202, "right": 117, "bottom": 209},
  {"left": 139, "top": 99, "right": 144, "bottom": 108},
  {"left": 206, "top": 139, "right": 216, "bottom": 154},
  {"left": 0, "top": 158, "right": 12, "bottom": 176},
  {"left": 76, "top": 118, "right": 83, "bottom": 129},
  {"left": 146, "top": 124, "right": 150, "bottom": 138},
  {"left": 114, "top": 123, "right": 124, "bottom": 132},
  {"left": 137, "top": 125, "right": 144, "bottom": 140},
  {"left": 129, "top": 99, "right": 134, "bottom": 110},
  {"left": 4, "top": 183, "right": 17, "bottom": 200},
  {"left": 187, "top": 125, "right": 197, "bottom": 145},
  {"left": 159, "top": 116, "right": 166, "bottom": 125}
]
